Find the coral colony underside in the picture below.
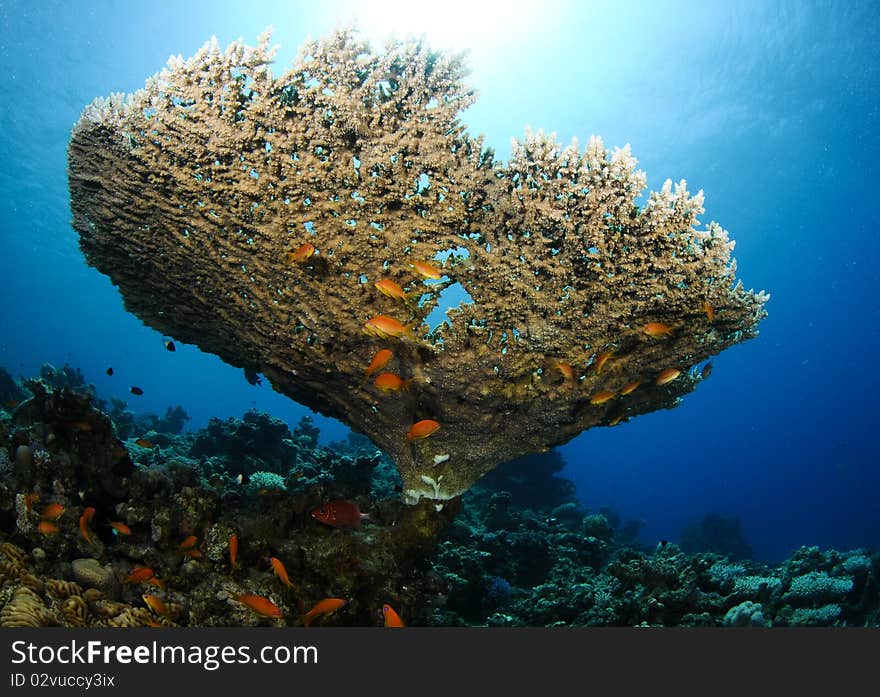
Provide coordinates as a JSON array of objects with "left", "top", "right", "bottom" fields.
[
  {"left": 0, "top": 365, "right": 877, "bottom": 627},
  {"left": 67, "top": 29, "right": 768, "bottom": 505}
]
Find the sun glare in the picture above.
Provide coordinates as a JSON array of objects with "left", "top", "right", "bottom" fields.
[{"left": 325, "top": 0, "right": 559, "bottom": 67}]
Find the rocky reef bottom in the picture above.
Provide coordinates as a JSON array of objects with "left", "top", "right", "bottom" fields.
[{"left": 0, "top": 366, "right": 877, "bottom": 627}]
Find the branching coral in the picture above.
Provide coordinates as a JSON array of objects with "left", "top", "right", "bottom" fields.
[{"left": 67, "top": 28, "right": 768, "bottom": 502}]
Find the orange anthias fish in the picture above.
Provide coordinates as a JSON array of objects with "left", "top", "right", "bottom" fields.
[
  {"left": 702, "top": 300, "right": 715, "bottom": 323},
  {"left": 553, "top": 361, "right": 574, "bottom": 382},
  {"left": 79, "top": 507, "right": 96, "bottom": 545},
  {"left": 142, "top": 594, "right": 170, "bottom": 617},
  {"left": 363, "top": 315, "right": 412, "bottom": 340},
  {"left": 656, "top": 368, "right": 681, "bottom": 386},
  {"left": 123, "top": 567, "right": 156, "bottom": 584},
  {"left": 134, "top": 438, "right": 155, "bottom": 449},
  {"left": 109, "top": 521, "right": 132, "bottom": 536},
  {"left": 286, "top": 243, "right": 315, "bottom": 264},
  {"left": 412, "top": 261, "right": 444, "bottom": 280},
  {"left": 364, "top": 348, "right": 393, "bottom": 378},
  {"left": 236, "top": 593, "right": 284, "bottom": 618},
  {"left": 178, "top": 535, "right": 198, "bottom": 551},
  {"left": 374, "top": 279, "right": 411, "bottom": 302},
  {"left": 37, "top": 520, "right": 59, "bottom": 535},
  {"left": 594, "top": 350, "right": 614, "bottom": 374},
  {"left": 24, "top": 492, "right": 40, "bottom": 515},
  {"left": 619, "top": 380, "right": 642, "bottom": 396},
  {"left": 302, "top": 598, "right": 347, "bottom": 627},
  {"left": 40, "top": 503, "right": 65, "bottom": 521},
  {"left": 642, "top": 322, "right": 673, "bottom": 338},
  {"left": 311, "top": 500, "right": 367, "bottom": 529},
  {"left": 590, "top": 391, "right": 616, "bottom": 405},
  {"left": 373, "top": 372, "right": 412, "bottom": 393},
  {"left": 270, "top": 557, "right": 292, "bottom": 588},
  {"left": 229, "top": 534, "right": 239, "bottom": 570},
  {"left": 382, "top": 603, "right": 405, "bottom": 628},
  {"left": 406, "top": 419, "right": 440, "bottom": 441}
]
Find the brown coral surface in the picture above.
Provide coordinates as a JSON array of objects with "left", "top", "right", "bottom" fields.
[{"left": 67, "top": 29, "right": 768, "bottom": 503}]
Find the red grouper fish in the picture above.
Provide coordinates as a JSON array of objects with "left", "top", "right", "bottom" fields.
[{"left": 311, "top": 500, "right": 368, "bottom": 529}]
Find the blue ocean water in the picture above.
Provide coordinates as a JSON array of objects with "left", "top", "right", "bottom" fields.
[{"left": 0, "top": 0, "right": 877, "bottom": 563}]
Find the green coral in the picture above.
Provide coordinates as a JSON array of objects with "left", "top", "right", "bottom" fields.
[
  {"left": 247, "top": 471, "right": 287, "bottom": 492},
  {"left": 784, "top": 572, "right": 853, "bottom": 603},
  {"left": 841, "top": 554, "right": 872, "bottom": 575},
  {"left": 789, "top": 604, "right": 842, "bottom": 626},
  {"left": 581, "top": 514, "right": 615, "bottom": 542},
  {"left": 708, "top": 561, "right": 747, "bottom": 583},
  {"left": 723, "top": 601, "right": 769, "bottom": 627},
  {"left": 733, "top": 575, "right": 782, "bottom": 597}
]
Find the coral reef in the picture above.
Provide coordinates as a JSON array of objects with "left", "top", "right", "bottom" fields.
[
  {"left": 430, "top": 509, "right": 879, "bottom": 627},
  {"left": 478, "top": 450, "right": 576, "bottom": 510},
  {"left": 142, "top": 406, "right": 191, "bottom": 435},
  {"left": 67, "top": 29, "right": 768, "bottom": 503},
  {"left": 0, "top": 374, "right": 454, "bottom": 627},
  {"left": 0, "top": 367, "right": 27, "bottom": 406},
  {"left": 39, "top": 363, "right": 92, "bottom": 395},
  {"left": 190, "top": 410, "right": 299, "bottom": 476},
  {"left": 0, "top": 366, "right": 877, "bottom": 627}
]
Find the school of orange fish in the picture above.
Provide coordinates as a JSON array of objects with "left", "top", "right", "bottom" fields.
[
  {"left": 348, "top": 250, "right": 716, "bottom": 435},
  {"left": 22, "top": 491, "right": 404, "bottom": 627},
  {"left": 113, "top": 250, "right": 715, "bottom": 457}
]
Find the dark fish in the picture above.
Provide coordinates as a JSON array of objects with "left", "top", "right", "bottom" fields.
[
  {"left": 106, "top": 367, "right": 114, "bottom": 376},
  {"left": 164, "top": 339, "right": 176, "bottom": 352},
  {"left": 700, "top": 362, "right": 713, "bottom": 380},
  {"left": 130, "top": 386, "right": 144, "bottom": 395}
]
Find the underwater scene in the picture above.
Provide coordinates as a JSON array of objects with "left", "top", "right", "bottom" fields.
[{"left": 0, "top": 1, "right": 878, "bottom": 628}]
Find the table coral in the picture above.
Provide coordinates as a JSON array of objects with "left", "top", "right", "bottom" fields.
[{"left": 67, "top": 29, "right": 768, "bottom": 503}]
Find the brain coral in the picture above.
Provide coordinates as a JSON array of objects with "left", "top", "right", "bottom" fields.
[{"left": 67, "top": 29, "right": 768, "bottom": 505}]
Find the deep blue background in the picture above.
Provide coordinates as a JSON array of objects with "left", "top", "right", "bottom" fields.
[{"left": 1, "top": 1, "right": 877, "bottom": 562}]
